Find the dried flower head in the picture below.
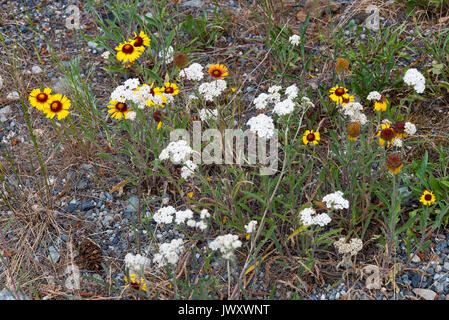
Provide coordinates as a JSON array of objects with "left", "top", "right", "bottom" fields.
[
  {"left": 386, "top": 153, "right": 403, "bottom": 175},
  {"left": 335, "top": 58, "right": 349, "bottom": 74},
  {"left": 173, "top": 53, "right": 189, "bottom": 69},
  {"left": 347, "top": 122, "right": 361, "bottom": 141}
]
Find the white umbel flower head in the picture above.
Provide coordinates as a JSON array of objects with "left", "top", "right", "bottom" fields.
[
  {"left": 153, "top": 206, "right": 176, "bottom": 224},
  {"left": 159, "top": 140, "right": 194, "bottom": 164},
  {"left": 334, "top": 237, "right": 363, "bottom": 256},
  {"left": 199, "top": 108, "right": 218, "bottom": 121},
  {"left": 404, "top": 122, "right": 417, "bottom": 135},
  {"left": 244, "top": 220, "right": 258, "bottom": 233},
  {"left": 180, "top": 160, "right": 197, "bottom": 179},
  {"left": 299, "top": 207, "right": 331, "bottom": 227},
  {"left": 253, "top": 93, "right": 270, "bottom": 110},
  {"left": 125, "top": 253, "right": 151, "bottom": 274},
  {"left": 322, "top": 191, "right": 349, "bottom": 210},
  {"left": 247, "top": 114, "right": 275, "bottom": 139},
  {"left": 289, "top": 34, "right": 301, "bottom": 46},
  {"left": 159, "top": 46, "right": 174, "bottom": 64},
  {"left": 367, "top": 91, "right": 381, "bottom": 101},
  {"left": 285, "top": 85, "right": 299, "bottom": 99},
  {"left": 273, "top": 98, "right": 295, "bottom": 116},
  {"left": 403, "top": 68, "right": 425, "bottom": 94},
  {"left": 198, "top": 79, "right": 227, "bottom": 101},
  {"left": 179, "top": 63, "right": 204, "bottom": 81},
  {"left": 153, "top": 239, "right": 184, "bottom": 268},
  {"left": 209, "top": 234, "right": 242, "bottom": 260}
]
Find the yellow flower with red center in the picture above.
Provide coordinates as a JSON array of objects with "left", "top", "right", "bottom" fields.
[
  {"left": 124, "top": 274, "right": 147, "bottom": 292},
  {"left": 302, "top": 130, "right": 320, "bottom": 145},
  {"left": 393, "top": 122, "right": 407, "bottom": 139},
  {"left": 107, "top": 100, "right": 132, "bottom": 119},
  {"left": 377, "top": 123, "right": 396, "bottom": 147},
  {"left": 374, "top": 94, "right": 388, "bottom": 112},
  {"left": 153, "top": 110, "right": 164, "bottom": 130},
  {"left": 420, "top": 190, "right": 436, "bottom": 206},
  {"left": 146, "top": 83, "right": 167, "bottom": 108},
  {"left": 129, "top": 31, "right": 151, "bottom": 48},
  {"left": 29, "top": 88, "right": 52, "bottom": 111},
  {"left": 340, "top": 95, "right": 355, "bottom": 107},
  {"left": 43, "top": 94, "right": 71, "bottom": 120},
  {"left": 208, "top": 64, "right": 228, "bottom": 79},
  {"left": 329, "top": 85, "right": 349, "bottom": 104},
  {"left": 163, "top": 82, "right": 179, "bottom": 96},
  {"left": 115, "top": 41, "right": 144, "bottom": 65}
]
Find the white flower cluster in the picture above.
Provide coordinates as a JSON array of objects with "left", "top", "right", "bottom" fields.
[
  {"left": 300, "top": 207, "right": 331, "bottom": 227},
  {"left": 209, "top": 234, "right": 242, "bottom": 260},
  {"left": 322, "top": 191, "right": 349, "bottom": 210},
  {"left": 179, "top": 63, "right": 204, "bottom": 81},
  {"left": 246, "top": 114, "right": 275, "bottom": 139},
  {"left": 366, "top": 91, "right": 381, "bottom": 101},
  {"left": 404, "top": 121, "right": 417, "bottom": 135},
  {"left": 159, "top": 140, "right": 194, "bottom": 164},
  {"left": 289, "top": 34, "right": 301, "bottom": 46},
  {"left": 0, "top": 75, "right": 3, "bottom": 89},
  {"left": 124, "top": 253, "right": 152, "bottom": 274},
  {"left": 244, "top": 220, "right": 258, "bottom": 233},
  {"left": 199, "top": 108, "right": 218, "bottom": 121},
  {"left": 273, "top": 98, "right": 295, "bottom": 116},
  {"left": 342, "top": 102, "right": 367, "bottom": 125},
  {"left": 253, "top": 84, "right": 299, "bottom": 113},
  {"left": 403, "top": 68, "right": 425, "bottom": 93},
  {"left": 110, "top": 78, "right": 164, "bottom": 112},
  {"left": 159, "top": 45, "right": 174, "bottom": 64},
  {"left": 392, "top": 138, "right": 402, "bottom": 148},
  {"left": 180, "top": 160, "right": 198, "bottom": 180},
  {"left": 198, "top": 79, "right": 227, "bottom": 101},
  {"left": 153, "top": 238, "right": 184, "bottom": 268},
  {"left": 334, "top": 237, "right": 363, "bottom": 256},
  {"left": 153, "top": 206, "right": 210, "bottom": 231}
]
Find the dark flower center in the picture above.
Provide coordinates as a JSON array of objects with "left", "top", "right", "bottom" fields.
[
  {"left": 335, "top": 88, "right": 345, "bottom": 96},
  {"left": 306, "top": 133, "right": 316, "bottom": 142},
  {"left": 212, "top": 69, "right": 222, "bottom": 77},
  {"left": 424, "top": 194, "right": 432, "bottom": 201},
  {"left": 342, "top": 96, "right": 350, "bottom": 103},
  {"left": 165, "top": 86, "right": 174, "bottom": 94},
  {"left": 386, "top": 154, "right": 402, "bottom": 169},
  {"left": 130, "top": 281, "right": 140, "bottom": 290},
  {"left": 50, "top": 101, "right": 63, "bottom": 113},
  {"left": 37, "top": 93, "right": 48, "bottom": 102},
  {"left": 133, "top": 36, "right": 143, "bottom": 47},
  {"left": 115, "top": 102, "right": 128, "bottom": 112},
  {"left": 153, "top": 110, "right": 163, "bottom": 122},
  {"left": 380, "top": 128, "right": 395, "bottom": 141},
  {"left": 122, "top": 44, "right": 134, "bottom": 54}
]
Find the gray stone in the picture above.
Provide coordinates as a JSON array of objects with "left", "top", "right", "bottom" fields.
[
  {"left": 0, "top": 289, "right": 30, "bottom": 300},
  {"left": 67, "top": 200, "right": 78, "bottom": 213},
  {"left": 413, "top": 288, "right": 436, "bottom": 300},
  {"left": 48, "top": 246, "right": 60, "bottom": 263},
  {"left": 182, "top": 0, "right": 203, "bottom": 8},
  {"left": 81, "top": 200, "right": 95, "bottom": 211}
]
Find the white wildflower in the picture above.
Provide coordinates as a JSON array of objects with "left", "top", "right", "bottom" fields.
[
  {"left": 334, "top": 237, "right": 363, "bottom": 256},
  {"left": 367, "top": 91, "right": 381, "bottom": 101},
  {"left": 322, "top": 191, "right": 349, "bottom": 210},
  {"left": 300, "top": 96, "right": 315, "bottom": 109},
  {"left": 289, "top": 34, "right": 301, "bottom": 46},
  {"left": 200, "top": 209, "right": 210, "bottom": 219},
  {"left": 179, "top": 63, "right": 204, "bottom": 81},
  {"left": 403, "top": 68, "right": 425, "bottom": 94},
  {"left": 125, "top": 253, "right": 151, "bottom": 274},
  {"left": 159, "top": 140, "right": 194, "bottom": 164},
  {"left": 198, "top": 79, "right": 227, "bottom": 101},
  {"left": 180, "top": 160, "right": 197, "bottom": 179},
  {"left": 153, "top": 239, "right": 184, "bottom": 268},
  {"left": 404, "top": 122, "right": 416, "bottom": 135},
  {"left": 273, "top": 98, "right": 295, "bottom": 116},
  {"left": 393, "top": 138, "right": 403, "bottom": 148},
  {"left": 300, "top": 207, "right": 331, "bottom": 227},
  {"left": 153, "top": 206, "right": 176, "bottom": 224},
  {"left": 126, "top": 111, "right": 136, "bottom": 121},
  {"left": 268, "top": 85, "right": 282, "bottom": 94},
  {"left": 285, "top": 85, "right": 299, "bottom": 99},
  {"left": 209, "top": 234, "right": 242, "bottom": 260},
  {"left": 159, "top": 45, "right": 174, "bottom": 64},
  {"left": 199, "top": 108, "right": 218, "bottom": 121},
  {"left": 124, "top": 78, "right": 140, "bottom": 90},
  {"left": 253, "top": 93, "right": 269, "bottom": 110},
  {"left": 101, "top": 51, "right": 110, "bottom": 60},
  {"left": 175, "top": 209, "right": 194, "bottom": 225},
  {"left": 244, "top": 220, "right": 258, "bottom": 233},
  {"left": 246, "top": 114, "right": 275, "bottom": 139}
]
